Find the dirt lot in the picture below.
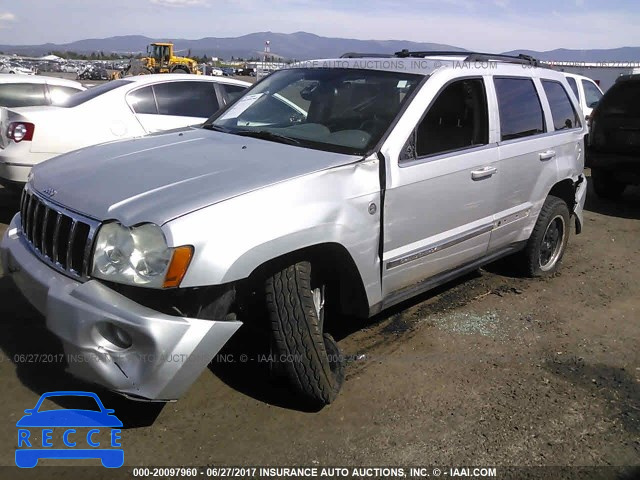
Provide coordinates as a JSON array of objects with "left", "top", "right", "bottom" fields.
[{"left": 0, "top": 171, "right": 638, "bottom": 478}]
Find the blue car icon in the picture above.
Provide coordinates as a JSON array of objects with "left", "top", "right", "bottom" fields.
[{"left": 16, "top": 391, "right": 123, "bottom": 468}]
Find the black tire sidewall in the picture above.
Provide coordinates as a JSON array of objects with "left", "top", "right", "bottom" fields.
[
  {"left": 265, "top": 261, "right": 344, "bottom": 405},
  {"left": 526, "top": 196, "right": 571, "bottom": 277}
]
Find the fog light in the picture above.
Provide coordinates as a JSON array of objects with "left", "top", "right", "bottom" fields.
[{"left": 96, "top": 322, "right": 133, "bottom": 349}]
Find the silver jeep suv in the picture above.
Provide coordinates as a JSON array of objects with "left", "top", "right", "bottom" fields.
[{"left": 1, "top": 51, "right": 587, "bottom": 406}]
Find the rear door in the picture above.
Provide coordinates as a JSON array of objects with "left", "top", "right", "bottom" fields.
[
  {"left": 490, "top": 76, "right": 583, "bottom": 252},
  {"left": 489, "top": 76, "right": 554, "bottom": 251},
  {"left": 129, "top": 81, "right": 221, "bottom": 133},
  {"left": 382, "top": 76, "right": 498, "bottom": 298}
]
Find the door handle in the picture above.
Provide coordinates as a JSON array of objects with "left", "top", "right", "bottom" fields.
[
  {"left": 471, "top": 166, "right": 497, "bottom": 180},
  {"left": 539, "top": 150, "right": 556, "bottom": 161}
]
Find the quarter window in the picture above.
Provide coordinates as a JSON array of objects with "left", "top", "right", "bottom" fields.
[
  {"left": 542, "top": 80, "right": 581, "bottom": 130},
  {"left": 413, "top": 78, "right": 489, "bottom": 158},
  {"left": 494, "top": 77, "right": 545, "bottom": 141},
  {"left": 0, "top": 83, "right": 47, "bottom": 107},
  {"left": 152, "top": 81, "right": 219, "bottom": 118},
  {"left": 48, "top": 85, "right": 83, "bottom": 105},
  {"left": 128, "top": 86, "right": 157, "bottom": 114}
]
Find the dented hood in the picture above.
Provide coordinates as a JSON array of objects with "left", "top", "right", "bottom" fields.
[{"left": 31, "top": 127, "right": 360, "bottom": 226}]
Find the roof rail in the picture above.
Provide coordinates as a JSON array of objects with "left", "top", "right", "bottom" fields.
[
  {"left": 394, "top": 49, "right": 540, "bottom": 66},
  {"left": 465, "top": 52, "right": 539, "bottom": 67},
  {"left": 340, "top": 52, "right": 395, "bottom": 58},
  {"left": 394, "top": 49, "right": 469, "bottom": 58}
]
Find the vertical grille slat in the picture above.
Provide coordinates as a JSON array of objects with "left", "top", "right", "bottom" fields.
[
  {"left": 31, "top": 200, "right": 42, "bottom": 250},
  {"left": 24, "top": 194, "right": 35, "bottom": 241},
  {"left": 17, "top": 186, "right": 99, "bottom": 281},
  {"left": 65, "top": 220, "right": 78, "bottom": 271},
  {"left": 40, "top": 207, "right": 50, "bottom": 255},
  {"left": 52, "top": 212, "right": 62, "bottom": 263},
  {"left": 20, "top": 191, "right": 28, "bottom": 233},
  {"left": 82, "top": 227, "right": 97, "bottom": 277},
  {"left": 71, "top": 223, "right": 90, "bottom": 273}
]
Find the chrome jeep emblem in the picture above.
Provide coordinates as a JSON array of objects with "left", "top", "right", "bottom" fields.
[{"left": 43, "top": 188, "right": 57, "bottom": 197}]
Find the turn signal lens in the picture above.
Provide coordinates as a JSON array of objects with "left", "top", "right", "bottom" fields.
[{"left": 163, "top": 246, "right": 194, "bottom": 288}]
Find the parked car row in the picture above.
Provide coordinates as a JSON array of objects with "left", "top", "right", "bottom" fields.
[
  {"left": 1, "top": 52, "right": 588, "bottom": 407},
  {"left": 0, "top": 74, "right": 250, "bottom": 188},
  {"left": 0, "top": 61, "right": 36, "bottom": 75}
]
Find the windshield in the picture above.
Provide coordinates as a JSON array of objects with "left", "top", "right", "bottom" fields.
[
  {"left": 206, "top": 68, "right": 423, "bottom": 155},
  {"left": 57, "top": 80, "right": 133, "bottom": 108}
]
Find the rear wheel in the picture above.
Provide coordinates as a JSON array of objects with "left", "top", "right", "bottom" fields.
[
  {"left": 172, "top": 66, "right": 190, "bottom": 74},
  {"left": 265, "top": 261, "right": 344, "bottom": 406},
  {"left": 521, "top": 195, "right": 570, "bottom": 277},
  {"left": 592, "top": 168, "right": 626, "bottom": 199}
]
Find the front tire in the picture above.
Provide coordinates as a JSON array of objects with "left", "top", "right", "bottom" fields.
[
  {"left": 265, "top": 261, "right": 344, "bottom": 406},
  {"left": 522, "top": 195, "right": 570, "bottom": 277},
  {"left": 592, "top": 168, "right": 626, "bottom": 199}
]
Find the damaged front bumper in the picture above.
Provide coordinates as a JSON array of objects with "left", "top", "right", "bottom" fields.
[{"left": 1, "top": 214, "right": 242, "bottom": 401}]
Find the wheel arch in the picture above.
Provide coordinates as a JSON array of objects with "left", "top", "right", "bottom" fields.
[
  {"left": 547, "top": 176, "right": 583, "bottom": 234},
  {"left": 247, "top": 242, "right": 370, "bottom": 319}
]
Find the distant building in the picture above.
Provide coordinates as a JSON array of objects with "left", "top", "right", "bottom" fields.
[{"left": 545, "top": 61, "right": 640, "bottom": 91}]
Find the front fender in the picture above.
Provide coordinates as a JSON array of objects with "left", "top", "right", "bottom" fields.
[{"left": 162, "top": 159, "right": 382, "bottom": 308}]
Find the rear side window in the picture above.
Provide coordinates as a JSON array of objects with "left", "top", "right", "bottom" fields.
[
  {"left": 152, "top": 81, "right": 219, "bottom": 118},
  {"left": 128, "top": 86, "right": 157, "bottom": 114},
  {"left": 565, "top": 77, "right": 579, "bottom": 100},
  {"left": 494, "top": 77, "right": 545, "bottom": 141},
  {"left": 58, "top": 80, "right": 132, "bottom": 107},
  {"left": 48, "top": 85, "right": 83, "bottom": 105},
  {"left": 541, "top": 80, "right": 581, "bottom": 130},
  {"left": 582, "top": 80, "right": 603, "bottom": 109},
  {"left": 222, "top": 84, "right": 247, "bottom": 103},
  {"left": 413, "top": 78, "right": 489, "bottom": 158},
  {"left": 0, "top": 83, "right": 47, "bottom": 107}
]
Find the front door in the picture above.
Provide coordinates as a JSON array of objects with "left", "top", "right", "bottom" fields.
[{"left": 382, "top": 77, "right": 499, "bottom": 299}]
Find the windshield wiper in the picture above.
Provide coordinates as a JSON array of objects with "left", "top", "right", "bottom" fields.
[
  {"left": 201, "top": 124, "right": 231, "bottom": 133},
  {"left": 233, "top": 130, "right": 302, "bottom": 146}
]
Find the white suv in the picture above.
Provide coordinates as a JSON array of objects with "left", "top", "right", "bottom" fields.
[{"left": 1, "top": 52, "right": 587, "bottom": 406}]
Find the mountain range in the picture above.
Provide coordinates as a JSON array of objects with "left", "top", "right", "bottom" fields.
[{"left": 1, "top": 32, "right": 639, "bottom": 62}]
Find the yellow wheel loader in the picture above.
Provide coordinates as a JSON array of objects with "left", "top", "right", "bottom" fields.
[{"left": 125, "top": 43, "right": 201, "bottom": 76}]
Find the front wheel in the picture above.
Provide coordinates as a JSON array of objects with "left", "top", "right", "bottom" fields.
[
  {"left": 265, "top": 261, "right": 344, "bottom": 406},
  {"left": 521, "top": 195, "right": 570, "bottom": 277}
]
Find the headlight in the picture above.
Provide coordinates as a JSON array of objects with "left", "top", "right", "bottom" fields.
[{"left": 91, "top": 222, "right": 193, "bottom": 288}]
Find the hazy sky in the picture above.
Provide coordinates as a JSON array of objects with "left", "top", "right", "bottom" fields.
[{"left": 0, "top": 0, "right": 638, "bottom": 51}]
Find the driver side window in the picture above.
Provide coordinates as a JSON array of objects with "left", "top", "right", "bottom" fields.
[
  {"left": 403, "top": 78, "right": 489, "bottom": 161},
  {"left": 415, "top": 78, "right": 489, "bottom": 158}
]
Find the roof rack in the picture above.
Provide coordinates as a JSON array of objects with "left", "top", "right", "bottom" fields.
[
  {"left": 340, "top": 52, "right": 395, "bottom": 58},
  {"left": 394, "top": 49, "right": 540, "bottom": 66}
]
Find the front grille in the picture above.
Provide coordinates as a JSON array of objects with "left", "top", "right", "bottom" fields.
[{"left": 19, "top": 186, "right": 100, "bottom": 280}]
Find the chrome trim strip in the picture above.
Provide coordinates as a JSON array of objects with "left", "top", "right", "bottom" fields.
[{"left": 386, "top": 223, "right": 493, "bottom": 270}]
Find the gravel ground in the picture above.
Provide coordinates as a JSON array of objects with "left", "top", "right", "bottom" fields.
[{"left": 0, "top": 171, "right": 638, "bottom": 479}]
